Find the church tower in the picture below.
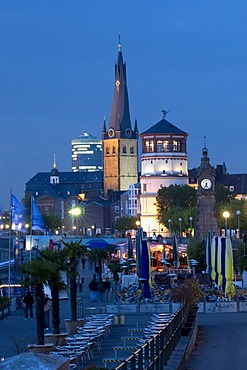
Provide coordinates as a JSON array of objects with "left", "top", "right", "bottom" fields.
[
  {"left": 102, "top": 36, "right": 138, "bottom": 197},
  {"left": 195, "top": 144, "right": 218, "bottom": 240}
]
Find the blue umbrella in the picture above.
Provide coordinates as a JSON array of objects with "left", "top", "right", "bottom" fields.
[
  {"left": 86, "top": 239, "right": 112, "bottom": 249},
  {"left": 127, "top": 234, "right": 133, "bottom": 260},
  {"left": 135, "top": 227, "right": 143, "bottom": 278}
]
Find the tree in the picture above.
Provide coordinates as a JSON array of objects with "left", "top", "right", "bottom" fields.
[
  {"left": 61, "top": 240, "right": 87, "bottom": 322},
  {"left": 19, "top": 258, "right": 52, "bottom": 345},
  {"left": 237, "top": 240, "right": 247, "bottom": 273},
  {"left": 39, "top": 249, "right": 67, "bottom": 334},
  {"left": 187, "top": 238, "right": 206, "bottom": 273},
  {"left": 42, "top": 214, "right": 62, "bottom": 232},
  {"left": 88, "top": 245, "right": 115, "bottom": 281},
  {"left": 115, "top": 216, "right": 139, "bottom": 235},
  {"left": 216, "top": 199, "right": 247, "bottom": 234},
  {"left": 156, "top": 185, "right": 197, "bottom": 234}
]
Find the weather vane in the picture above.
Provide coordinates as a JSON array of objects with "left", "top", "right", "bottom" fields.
[
  {"left": 162, "top": 109, "right": 170, "bottom": 118},
  {"left": 118, "top": 32, "right": 122, "bottom": 51}
]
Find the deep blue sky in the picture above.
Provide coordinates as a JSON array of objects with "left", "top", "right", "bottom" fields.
[{"left": 1, "top": 1, "right": 247, "bottom": 209}]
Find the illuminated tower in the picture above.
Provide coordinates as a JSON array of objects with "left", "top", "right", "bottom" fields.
[{"left": 102, "top": 36, "right": 138, "bottom": 197}]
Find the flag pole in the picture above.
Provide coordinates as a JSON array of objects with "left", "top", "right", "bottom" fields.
[
  {"left": 30, "top": 196, "right": 33, "bottom": 261},
  {"left": 8, "top": 189, "right": 12, "bottom": 298}
]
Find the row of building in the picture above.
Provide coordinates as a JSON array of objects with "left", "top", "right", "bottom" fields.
[{"left": 23, "top": 39, "right": 247, "bottom": 238}]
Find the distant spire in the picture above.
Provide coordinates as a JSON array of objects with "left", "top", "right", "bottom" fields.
[
  {"left": 202, "top": 136, "right": 208, "bottom": 156},
  {"left": 102, "top": 116, "right": 106, "bottom": 132},
  {"left": 53, "top": 154, "right": 57, "bottom": 169},
  {"left": 118, "top": 32, "right": 122, "bottom": 52},
  {"left": 134, "top": 118, "right": 138, "bottom": 133}
]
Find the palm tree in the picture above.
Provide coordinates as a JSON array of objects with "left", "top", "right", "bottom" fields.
[
  {"left": 39, "top": 249, "right": 67, "bottom": 334},
  {"left": 19, "top": 258, "right": 52, "bottom": 345},
  {"left": 87, "top": 248, "right": 108, "bottom": 282},
  {"left": 61, "top": 240, "right": 87, "bottom": 321}
]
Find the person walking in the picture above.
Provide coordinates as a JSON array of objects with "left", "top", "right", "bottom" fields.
[
  {"left": 44, "top": 294, "right": 52, "bottom": 329},
  {"left": 23, "top": 291, "right": 34, "bottom": 320}
]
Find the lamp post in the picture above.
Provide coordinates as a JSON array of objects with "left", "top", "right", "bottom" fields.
[
  {"left": 189, "top": 216, "right": 193, "bottom": 235},
  {"left": 91, "top": 225, "right": 95, "bottom": 236},
  {"left": 168, "top": 219, "right": 171, "bottom": 237},
  {"left": 236, "top": 210, "right": 241, "bottom": 238},
  {"left": 178, "top": 218, "right": 182, "bottom": 237},
  {"left": 223, "top": 211, "right": 230, "bottom": 237},
  {"left": 69, "top": 206, "right": 82, "bottom": 236}
]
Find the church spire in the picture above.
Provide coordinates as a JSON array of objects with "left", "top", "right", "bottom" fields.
[
  {"left": 53, "top": 154, "right": 57, "bottom": 169},
  {"left": 108, "top": 35, "right": 132, "bottom": 137}
]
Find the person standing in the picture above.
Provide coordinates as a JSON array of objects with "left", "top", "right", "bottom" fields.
[
  {"left": 44, "top": 294, "right": 52, "bottom": 329},
  {"left": 89, "top": 274, "right": 98, "bottom": 302},
  {"left": 23, "top": 291, "right": 34, "bottom": 320}
]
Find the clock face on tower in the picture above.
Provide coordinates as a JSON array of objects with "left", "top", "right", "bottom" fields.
[
  {"left": 108, "top": 128, "right": 115, "bottom": 137},
  {"left": 201, "top": 178, "right": 212, "bottom": 190}
]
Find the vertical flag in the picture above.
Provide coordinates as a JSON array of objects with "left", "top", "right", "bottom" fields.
[
  {"left": 11, "top": 194, "right": 27, "bottom": 233},
  {"left": 31, "top": 197, "right": 45, "bottom": 232},
  {"left": 211, "top": 236, "right": 235, "bottom": 295}
]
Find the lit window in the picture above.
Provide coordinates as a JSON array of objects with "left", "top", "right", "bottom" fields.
[
  {"left": 157, "top": 140, "right": 163, "bottom": 152},
  {"left": 163, "top": 141, "right": 169, "bottom": 151},
  {"left": 146, "top": 141, "right": 150, "bottom": 152},
  {"left": 150, "top": 141, "right": 154, "bottom": 152}
]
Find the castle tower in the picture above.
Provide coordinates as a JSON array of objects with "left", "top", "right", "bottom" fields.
[
  {"left": 140, "top": 112, "right": 189, "bottom": 236},
  {"left": 195, "top": 145, "right": 218, "bottom": 240},
  {"left": 102, "top": 36, "right": 138, "bottom": 197}
]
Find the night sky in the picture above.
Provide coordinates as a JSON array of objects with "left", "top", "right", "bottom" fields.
[{"left": 1, "top": 1, "right": 247, "bottom": 209}]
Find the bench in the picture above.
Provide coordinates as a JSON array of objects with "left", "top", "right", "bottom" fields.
[
  {"left": 113, "top": 346, "right": 138, "bottom": 358},
  {"left": 127, "top": 328, "right": 144, "bottom": 337},
  {"left": 102, "top": 358, "right": 126, "bottom": 368},
  {"left": 121, "top": 337, "right": 141, "bottom": 347}
]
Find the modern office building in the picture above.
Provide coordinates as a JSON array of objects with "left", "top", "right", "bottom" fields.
[{"left": 71, "top": 133, "right": 103, "bottom": 172}]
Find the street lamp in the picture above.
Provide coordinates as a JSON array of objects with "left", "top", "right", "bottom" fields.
[
  {"left": 91, "top": 225, "right": 95, "bottom": 236},
  {"left": 223, "top": 211, "right": 230, "bottom": 237},
  {"left": 178, "top": 218, "right": 182, "bottom": 237},
  {"left": 168, "top": 219, "right": 171, "bottom": 237},
  {"left": 69, "top": 206, "right": 82, "bottom": 235},
  {"left": 236, "top": 210, "right": 241, "bottom": 238},
  {"left": 189, "top": 216, "right": 193, "bottom": 235}
]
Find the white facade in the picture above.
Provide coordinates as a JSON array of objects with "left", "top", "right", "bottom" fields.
[{"left": 140, "top": 118, "right": 189, "bottom": 237}]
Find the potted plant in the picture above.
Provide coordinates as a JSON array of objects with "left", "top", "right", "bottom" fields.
[{"left": 171, "top": 278, "right": 202, "bottom": 331}]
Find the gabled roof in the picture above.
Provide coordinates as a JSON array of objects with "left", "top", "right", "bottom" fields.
[{"left": 141, "top": 118, "right": 188, "bottom": 136}]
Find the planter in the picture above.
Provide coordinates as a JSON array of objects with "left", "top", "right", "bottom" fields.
[
  {"left": 45, "top": 333, "right": 69, "bottom": 348},
  {"left": 27, "top": 343, "right": 53, "bottom": 354},
  {"left": 64, "top": 319, "right": 84, "bottom": 334}
]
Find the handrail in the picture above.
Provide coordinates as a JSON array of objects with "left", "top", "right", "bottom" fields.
[{"left": 115, "top": 307, "right": 184, "bottom": 370}]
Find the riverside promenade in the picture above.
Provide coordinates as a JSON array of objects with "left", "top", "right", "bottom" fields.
[{"left": 1, "top": 260, "right": 247, "bottom": 369}]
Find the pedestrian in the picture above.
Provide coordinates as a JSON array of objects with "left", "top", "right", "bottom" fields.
[
  {"left": 23, "top": 291, "right": 34, "bottom": 320},
  {"left": 78, "top": 275, "right": 84, "bottom": 292},
  {"left": 89, "top": 274, "right": 98, "bottom": 302},
  {"left": 44, "top": 294, "right": 52, "bottom": 329}
]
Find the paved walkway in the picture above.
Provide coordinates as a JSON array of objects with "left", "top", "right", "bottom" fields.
[{"left": 183, "top": 313, "right": 247, "bottom": 370}]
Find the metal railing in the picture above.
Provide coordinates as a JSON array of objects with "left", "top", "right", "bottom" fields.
[{"left": 115, "top": 307, "right": 184, "bottom": 370}]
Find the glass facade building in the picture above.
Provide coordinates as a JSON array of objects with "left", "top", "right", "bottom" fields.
[{"left": 71, "top": 133, "right": 103, "bottom": 172}]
